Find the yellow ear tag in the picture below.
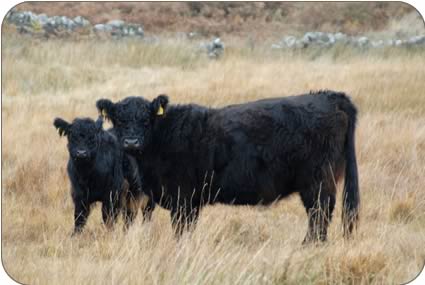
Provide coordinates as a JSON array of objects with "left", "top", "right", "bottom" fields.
[
  {"left": 157, "top": 105, "right": 164, "bottom": 116},
  {"left": 101, "top": 109, "right": 107, "bottom": 118}
]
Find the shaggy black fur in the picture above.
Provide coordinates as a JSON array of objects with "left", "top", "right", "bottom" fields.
[
  {"left": 96, "top": 90, "right": 359, "bottom": 242},
  {"left": 53, "top": 116, "right": 154, "bottom": 235}
]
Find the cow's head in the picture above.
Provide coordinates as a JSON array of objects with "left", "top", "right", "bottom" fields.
[
  {"left": 96, "top": 95, "right": 168, "bottom": 153},
  {"left": 54, "top": 117, "right": 103, "bottom": 161}
]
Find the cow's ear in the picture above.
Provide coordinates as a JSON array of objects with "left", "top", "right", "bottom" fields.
[
  {"left": 53, "top": 118, "right": 71, "bottom": 137},
  {"left": 152, "top": 94, "right": 169, "bottom": 117},
  {"left": 96, "top": 99, "right": 115, "bottom": 121},
  {"left": 95, "top": 116, "right": 104, "bottom": 132}
]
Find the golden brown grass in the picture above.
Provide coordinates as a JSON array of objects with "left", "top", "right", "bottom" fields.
[{"left": 2, "top": 34, "right": 425, "bottom": 284}]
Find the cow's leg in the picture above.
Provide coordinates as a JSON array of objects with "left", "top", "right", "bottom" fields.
[
  {"left": 72, "top": 198, "right": 90, "bottom": 236},
  {"left": 122, "top": 193, "right": 156, "bottom": 230},
  {"left": 122, "top": 192, "right": 138, "bottom": 230},
  {"left": 186, "top": 207, "right": 200, "bottom": 230},
  {"left": 102, "top": 196, "right": 120, "bottom": 231},
  {"left": 142, "top": 196, "right": 155, "bottom": 222},
  {"left": 122, "top": 167, "right": 142, "bottom": 229},
  {"left": 300, "top": 182, "right": 336, "bottom": 244},
  {"left": 170, "top": 206, "right": 200, "bottom": 238}
]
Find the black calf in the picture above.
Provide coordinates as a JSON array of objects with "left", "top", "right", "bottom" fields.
[{"left": 53, "top": 116, "right": 154, "bottom": 235}]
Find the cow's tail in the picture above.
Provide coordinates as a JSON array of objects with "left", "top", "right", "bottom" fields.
[{"left": 338, "top": 93, "right": 360, "bottom": 238}]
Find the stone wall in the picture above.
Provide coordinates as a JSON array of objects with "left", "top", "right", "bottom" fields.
[
  {"left": 272, "top": 32, "right": 425, "bottom": 49},
  {"left": 5, "top": 9, "right": 425, "bottom": 60},
  {"left": 6, "top": 9, "right": 144, "bottom": 38}
]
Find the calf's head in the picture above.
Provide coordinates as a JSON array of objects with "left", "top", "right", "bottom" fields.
[
  {"left": 53, "top": 117, "right": 103, "bottom": 161},
  {"left": 96, "top": 95, "right": 168, "bottom": 153}
]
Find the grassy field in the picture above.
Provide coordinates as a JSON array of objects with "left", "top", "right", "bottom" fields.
[{"left": 2, "top": 33, "right": 425, "bottom": 284}]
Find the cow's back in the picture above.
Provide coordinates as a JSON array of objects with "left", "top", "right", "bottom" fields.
[{"left": 204, "top": 91, "right": 350, "bottom": 204}]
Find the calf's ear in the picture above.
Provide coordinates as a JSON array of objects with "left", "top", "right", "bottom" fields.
[
  {"left": 152, "top": 94, "right": 169, "bottom": 116},
  {"left": 96, "top": 99, "right": 115, "bottom": 121},
  {"left": 53, "top": 118, "right": 71, "bottom": 137}
]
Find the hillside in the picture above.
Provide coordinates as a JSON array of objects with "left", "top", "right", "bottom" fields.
[{"left": 14, "top": 2, "right": 421, "bottom": 39}]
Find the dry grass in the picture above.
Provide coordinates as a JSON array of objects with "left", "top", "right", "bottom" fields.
[{"left": 2, "top": 33, "right": 425, "bottom": 284}]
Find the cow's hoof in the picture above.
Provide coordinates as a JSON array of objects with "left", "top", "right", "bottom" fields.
[{"left": 71, "top": 230, "right": 82, "bottom": 237}]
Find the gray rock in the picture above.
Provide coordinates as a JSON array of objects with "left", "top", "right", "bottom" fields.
[
  {"left": 59, "top": 16, "right": 77, "bottom": 30},
  {"left": 395, "top": 39, "right": 403, "bottom": 46},
  {"left": 295, "top": 39, "right": 307, "bottom": 48},
  {"left": 371, "top": 40, "right": 385, "bottom": 48},
  {"left": 302, "top": 32, "right": 319, "bottom": 43},
  {"left": 386, "top": 39, "right": 395, "bottom": 46},
  {"left": 357, "top": 36, "right": 369, "bottom": 47},
  {"left": 94, "top": 24, "right": 106, "bottom": 32},
  {"left": 327, "top": 33, "right": 336, "bottom": 45},
  {"left": 334, "top": 32, "right": 349, "bottom": 43},
  {"left": 52, "top": 16, "right": 62, "bottom": 26},
  {"left": 334, "top": 32, "right": 348, "bottom": 42},
  {"left": 128, "top": 24, "right": 144, "bottom": 37},
  {"left": 213, "top": 38, "right": 223, "bottom": 46},
  {"left": 38, "top": 14, "right": 49, "bottom": 25},
  {"left": 317, "top": 32, "right": 331, "bottom": 43},
  {"left": 407, "top": 35, "right": 425, "bottom": 45},
  {"left": 137, "top": 26, "right": 144, "bottom": 36},
  {"left": 128, "top": 27, "right": 136, "bottom": 36},
  {"left": 107, "top": 20, "right": 125, "bottom": 28},
  {"left": 11, "top": 11, "right": 35, "bottom": 26},
  {"left": 282, "top": 36, "right": 297, "bottom": 48},
  {"left": 48, "top": 18, "right": 56, "bottom": 26},
  {"left": 300, "top": 32, "right": 334, "bottom": 47},
  {"left": 73, "top": 16, "right": 90, "bottom": 27},
  {"left": 103, "top": 20, "right": 144, "bottom": 38},
  {"left": 204, "top": 37, "right": 224, "bottom": 59}
]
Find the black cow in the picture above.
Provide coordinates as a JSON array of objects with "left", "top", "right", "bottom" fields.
[
  {"left": 53, "top": 116, "right": 154, "bottom": 235},
  {"left": 96, "top": 90, "right": 359, "bottom": 243}
]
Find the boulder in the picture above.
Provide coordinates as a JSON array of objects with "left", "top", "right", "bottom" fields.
[
  {"left": 395, "top": 39, "right": 403, "bottom": 46},
  {"left": 73, "top": 16, "right": 90, "bottom": 27},
  {"left": 357, "top": 36, "right": 369, "bottom": 47},
  {"left": 407, "top": 35, "right": 425, "bottom": 45},
  {"left": 107, "top": 19, "right": 125, "bottom": 28},
  {"left": 334, "top": 32, "right": 349, "bottom": 44},
  {"left": 201, "top": 38, "right": 225, "bottom": 59},
  {"left": 282, "top": 36, "right": 297, "bottom": 48}
]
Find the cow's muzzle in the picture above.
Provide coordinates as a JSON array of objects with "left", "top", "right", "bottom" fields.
[
  {"left": 75, "top": 149, "right": 89, "bottom": 159},
  {"left": 123, "top": 138, "right": 141, "bottom": 149}
]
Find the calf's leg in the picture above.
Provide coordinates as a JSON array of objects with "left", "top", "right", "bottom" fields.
[
  {"left": 102, "top": 196, "right": 120, "bottom": 230},
  {"left": 72, "top": 199, "right": 90, "bottom": 236}
]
